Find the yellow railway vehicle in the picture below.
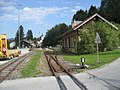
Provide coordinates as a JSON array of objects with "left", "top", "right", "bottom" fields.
[
  {"left": 0, "top": 34, "right": 9, "bottom": 59},
  {"left": 8, "top": 49, "right": 21, "bottom": 57},
  {"left": 0, "top": 34, "right": 21, "bottom": 59}
]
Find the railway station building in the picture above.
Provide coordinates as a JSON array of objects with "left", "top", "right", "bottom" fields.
[{"left": 61, "top": 13, "right": 118, "bottom": 54}]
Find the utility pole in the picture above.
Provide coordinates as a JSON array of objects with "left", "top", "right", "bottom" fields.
[{"left": 18, "top": 4, "right": 22, "bottom": 48}]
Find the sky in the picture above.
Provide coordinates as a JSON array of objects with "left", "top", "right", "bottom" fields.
[{"left": 0, "top": 0, "right": 101, "bottom": 39}]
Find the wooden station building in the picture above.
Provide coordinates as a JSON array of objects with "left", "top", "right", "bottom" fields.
[{"left": 61, "top": 13, "right": 118, "bottom": 53}]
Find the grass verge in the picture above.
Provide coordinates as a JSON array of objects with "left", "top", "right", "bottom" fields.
[
  {"left": 63, "top": 49, "right": 120, "bottom": 69},
  {"left": 21, "top": 50, "right": 41, "bottom": 78}
]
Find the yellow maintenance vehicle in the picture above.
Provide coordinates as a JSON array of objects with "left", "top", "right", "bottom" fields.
[{"left": 0, "top": 34, "right": 21, "bottom": 59}]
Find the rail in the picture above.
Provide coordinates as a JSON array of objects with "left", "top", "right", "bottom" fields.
[
  {"left": 0, "top": 51, "right": 33, "bottom": 83},
  {"left": 43, "top": 49, "right": 88, "bottom": 90}
]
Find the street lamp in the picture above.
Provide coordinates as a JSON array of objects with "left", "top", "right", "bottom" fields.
[{"left": 18, "top": 4, "right": 22, "bottom": 48}]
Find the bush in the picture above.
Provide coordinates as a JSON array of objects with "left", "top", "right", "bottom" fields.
[
  {"left": 77, "top": 29, "right": 95, "bottom": 54},
  {"left": 77, "top": 21, "right": 119, "bottom": 54},
  {"left": 114, "top": 23, "right": 120, "bottom": 46}
]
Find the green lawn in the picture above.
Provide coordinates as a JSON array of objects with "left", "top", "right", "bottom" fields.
[
  {"left": 63, "top": 49, "right": 120, "bottom": 69},
  {"left": 21, "top": 50, "right": 41, "bottom": 77}
]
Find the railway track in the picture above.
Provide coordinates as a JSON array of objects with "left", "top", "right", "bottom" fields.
[
  {"left": 0, "top": 51, "right": 34, "bottom": 83},
  {"left": 43, "top": 49, "right": 88, "bottom": 90}
]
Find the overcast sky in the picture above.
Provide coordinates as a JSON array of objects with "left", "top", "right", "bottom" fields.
[{"left": 0, "top": 0, "right": 101, "bottom": 38}]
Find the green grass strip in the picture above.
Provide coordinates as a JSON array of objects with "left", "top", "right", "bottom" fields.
[
  {"left": 63, "top": 49, "right": 120, "bottom": 69},
  {"left": 21, "top": 50, "right": 41, "bottom": 77}
]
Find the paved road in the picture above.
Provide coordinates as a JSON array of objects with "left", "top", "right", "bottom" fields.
[
  {"left": 0, "top": 57, "right": 120, "bottom": 90},
  {"left": 0, "top": 76, "right": 60, "bottom": 90},
  {"left": 75, "top": 57, "right": 120, "bottom": 90},
  {"left": 88, "top": 57, "right": 120, "bottom": 89}
]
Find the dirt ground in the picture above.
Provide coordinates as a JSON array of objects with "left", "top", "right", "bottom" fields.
[
  {"left": 39, "top": 51, "right": 52, "bottom": 76},
  {"left": 39, "top": 50, "right": 73, "bottom": 76}
]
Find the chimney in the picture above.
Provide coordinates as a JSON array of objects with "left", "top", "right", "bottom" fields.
[
  {"left": 71, "top": 19, "right": 75, "bottom": 28},
  {"left": 71, "top": 20, "right": 83, "bottom": 29}
]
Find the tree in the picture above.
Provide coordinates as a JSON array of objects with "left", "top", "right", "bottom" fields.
[
  {"left": 15, "top": 25, "right": 25, "bottom": 47},
  {"left": 26, "top": 30, "right": 33, "bottom": 41},
  {"left": 42, "top": 23, "right": 69, "bottom": 47},
  {"left": 73, "top": 9, "right": 87, "bottom": 21},
  {"left": 99, "top": 0, "right": 109, "bottom": 18},
  {"left": 99, "top": 0, "right": 120, "bottom": 23},
  {"left": 88, "top": 5, "right": 98, "bottom": 17},
  {"left": 33, "top": 37, "right": 37, "bottom": 47}
]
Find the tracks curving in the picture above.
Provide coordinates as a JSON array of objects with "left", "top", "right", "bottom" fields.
[
  {"left": 0, "top": 51, "right": 33, "bottom": 83},
  {"left": 43, "top": 49, "right": 88, "bottom": 90}
]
